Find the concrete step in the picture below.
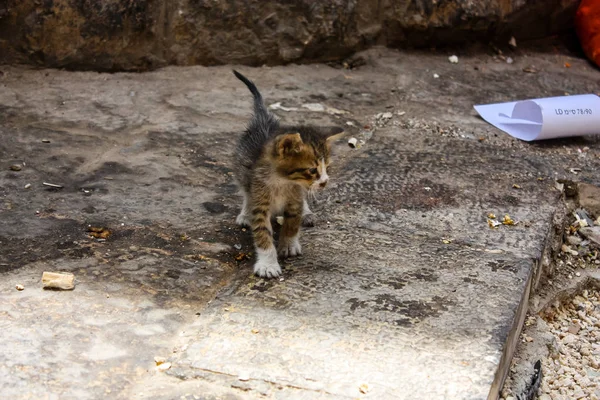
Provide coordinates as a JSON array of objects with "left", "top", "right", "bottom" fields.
[{"left": 1, "top": 48, "right": 599, "bottom": 400}]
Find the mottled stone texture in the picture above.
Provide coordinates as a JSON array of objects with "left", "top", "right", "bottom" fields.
[{"left": 0, "top": 0, "right": 579, "bottom": 71}]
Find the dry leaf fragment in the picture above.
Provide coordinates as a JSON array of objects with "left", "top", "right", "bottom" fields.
[
  {"left": 235, "top": 253, "right": 250, "bottom": 261},
  {"left": 512, "top": 184, "right": 521, "bottom": 189},
  {"left": 501, "top": 215, "right": 515, "bottom": 225},
  {"left": 87, "top": 226, "right": 111, "bottom": 239},
  {"left": 487, "top": 213, "right": 496, "bottom": 219}
]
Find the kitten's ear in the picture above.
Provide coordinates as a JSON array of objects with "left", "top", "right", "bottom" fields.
[
  {"left": 275, "top": 133, "right": 304, "bottom": 157},
  {"left": 321, "top": 126, "right": 345, "bottom": 143}
]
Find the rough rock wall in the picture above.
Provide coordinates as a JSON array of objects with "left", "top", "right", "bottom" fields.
[{"left": 0, "top": 0, "right": 579, "bottom": 71}]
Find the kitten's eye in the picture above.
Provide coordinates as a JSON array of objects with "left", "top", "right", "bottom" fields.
[{"left": 309, "top": 168, "right": 318, "bottom": 174}]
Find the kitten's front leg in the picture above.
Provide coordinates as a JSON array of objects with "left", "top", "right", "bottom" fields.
[
  {"left": 278, "top": 198, "right": 303, "bottom": 258},
  {"left": 250, "top": 198, "right": 281, "bottom": 278}
]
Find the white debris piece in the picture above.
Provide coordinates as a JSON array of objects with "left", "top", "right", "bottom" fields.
[
  {"left": 156, "top": 362, "right": 171, "bottom": 371},
  {"left": 268, "top": 102, "right": 299, "bottom": 112},
  {"left": 448, "top": 55, "right": 459, "bottom": 64},
  {"left": 300, "top": 103, "right": 347, "bottom": 115},
  {"left": 42, "top": 271, "right": 75, "bottom": 290},
  {"left": 301, "top": 103, "right": 325, "bottom": 112}
]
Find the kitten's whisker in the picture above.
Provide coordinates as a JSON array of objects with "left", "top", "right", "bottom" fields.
[
  {"left": 308, "top": 187, "right": 315, "bottom": 202},
  {"left": 310, "top": 187, "right": 320, "bottom": 202}
]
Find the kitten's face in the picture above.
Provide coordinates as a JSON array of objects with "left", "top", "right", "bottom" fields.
[{"left": 273, "top": 133, "right": 333, "bottom": 190}]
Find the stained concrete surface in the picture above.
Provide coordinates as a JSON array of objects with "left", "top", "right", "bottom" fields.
[{"left": 1, "top": 47, "right": 600, "bottom": 399}]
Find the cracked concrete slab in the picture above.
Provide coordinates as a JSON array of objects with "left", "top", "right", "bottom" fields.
[{"left": 1, "top": 47, "right": 600, "bottom": 399}]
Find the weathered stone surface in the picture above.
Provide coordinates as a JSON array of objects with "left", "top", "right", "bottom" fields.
[
  {"left": 1, "top": 48, "right": 600, "bottom": 399},
  {"left": 577, "top": 183, "right": 600, "bottom": 217},
  {"left": 0, "top": 0, "right": 579, "bottom": 71}
]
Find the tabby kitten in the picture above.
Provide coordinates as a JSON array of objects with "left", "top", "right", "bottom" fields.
[{"left": 232, "top": 70, "right": 343, "bottom": 278}]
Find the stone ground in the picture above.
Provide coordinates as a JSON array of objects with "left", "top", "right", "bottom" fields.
[
  {"left": 501, "top": 189, "right": 600, "bottom": 400},
  {"left": 1, "top": 45, "right": 600, "bottom": 400}
]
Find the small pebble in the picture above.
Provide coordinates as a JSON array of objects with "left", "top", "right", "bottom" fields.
[
  {"left": 156, "top": 362, "right": 171, "bottom": 371},
  {"left": 566, "top": 235, "right": 582, "bottom": 246},
  {"left": 359, "top": 383, "right": 370, "bottom": 394},
  {"left": 448, "top": 55, "right": 459, "bottom": 64},
  {"left": 9, "top": 164, "right": 22, "bottom": 171},
  {"left": 154, "top": 356, "right": 167, "bottom": 365},
  {"left": 15, "top": 284, "right": 24, "bottom": 291},
  {"left": 433, "top": 73, "right": 440, "bottom": 79},
  {"left": 24, "top": 183, "right": 31, "bottom": 189}
]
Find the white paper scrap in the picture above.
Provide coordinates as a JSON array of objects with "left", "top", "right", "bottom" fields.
[{"left": 474, "top": 94, "right": 600, "bottom": 141}]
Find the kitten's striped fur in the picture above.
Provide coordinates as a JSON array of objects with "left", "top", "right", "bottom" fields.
[{"left": 232, "top": 70, "right": 343, "bottom": 278}]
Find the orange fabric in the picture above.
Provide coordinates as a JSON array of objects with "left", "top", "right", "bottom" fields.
[{"left": 576, "top": 0, "right": 600, "bottom": 68}]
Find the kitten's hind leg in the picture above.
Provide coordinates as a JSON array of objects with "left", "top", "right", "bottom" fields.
[
  {"left": 301, "top": 198, "right": 318, "bottom": 227},
  {"left": 278, "top": 199, "right": 303, "bottom": 258},
  {"left": 236, "top": 191, "right": 252, "bottom": 227}
]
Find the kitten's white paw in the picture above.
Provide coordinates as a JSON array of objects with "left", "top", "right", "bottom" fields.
[
  {"left": 236, "top": 213, "right": 251, "bottom": 227},
  {"left": 278, "top": 236, "right": 302, "bottom": 258},
  {"left": 254, "top": 248, "right": 282, "bottom": 278}
]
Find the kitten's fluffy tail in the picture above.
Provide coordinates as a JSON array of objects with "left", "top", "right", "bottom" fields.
[{"left": 233, "top": 70, "right": 278, "bottom": 137}]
